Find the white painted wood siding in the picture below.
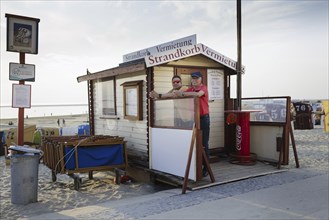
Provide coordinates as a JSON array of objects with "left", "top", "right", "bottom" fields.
[
  {"left": 93, "top": 71, "right": 149, "bottom": 164},
  {"left": 153, "top": 66, "right": 175, "bottom": 93}
]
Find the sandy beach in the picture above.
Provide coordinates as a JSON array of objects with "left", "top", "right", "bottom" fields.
[
  {"left": 0, "top": 114, "right": 90, "bottom": 130},
  {"left": 1, "top": 156, "right": 171, "bottom": 220},
  {"left": 0, "top": 115, "right": 328, "bottom": 219},
  {"left": 0, "top": 115, "right": 171, "bottom": 220}
]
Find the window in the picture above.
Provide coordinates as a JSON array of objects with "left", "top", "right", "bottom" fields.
[
  {"left": 121, "top": 80, "right": 143, "bottom": 120},
  {"left": 175, "top": 68, "right": 207, "bottom": 87},
  {"left": 95, "top": 77, "right": 116, "bottom": 116},
  {"left": 152, "top": 98, "right": 196, "bottom": 129},
  {"left": 241, "top": 97, "right": 289, "bottom": 123}
]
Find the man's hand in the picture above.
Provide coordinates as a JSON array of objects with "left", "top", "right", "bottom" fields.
[{"left": 149, "top": 90, "right": 159, "bottom": 99}]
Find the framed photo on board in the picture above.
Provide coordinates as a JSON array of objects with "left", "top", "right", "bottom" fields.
[{"left": 6, "top": 13, "right": 40, "bottom": 54}]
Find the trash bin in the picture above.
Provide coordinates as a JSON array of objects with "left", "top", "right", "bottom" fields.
[
  {"left": 225, "top": 110, "right": 257, "bottom": 165},
  {"left": 9, "top": 145, "right": 42, "bottom": 205}
]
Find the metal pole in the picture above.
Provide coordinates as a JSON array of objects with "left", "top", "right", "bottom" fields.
[
  {"left": 18, "top": 52, "right": 25, "bottom": 145},
  {"left": 236, "top": 0, "right": 242, "bottom": 110}
]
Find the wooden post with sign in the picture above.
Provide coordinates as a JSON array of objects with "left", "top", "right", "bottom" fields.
[
  {"left": 18, "top": 53, "right": 25, "bottom": 145},
  {"left": 5, "top": 13, "right": 40, "bottom": 145}
]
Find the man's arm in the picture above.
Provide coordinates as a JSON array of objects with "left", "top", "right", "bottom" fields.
[
  {"left": 173, "top": 90, "right": 204, "bottom": 98},
  {"left": 149, "top": 90, "right": 176, "bottom": 99}
]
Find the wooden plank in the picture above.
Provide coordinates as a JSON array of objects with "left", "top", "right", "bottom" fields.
[
  {"left": 167, "top": 55, "right": 223, "bottom": 68},
  {"left": 202, "top": 149, "right": 215, "bottom": 183},
  {"left": 182, "top": 127, "right": 196, "bottom": 194},
  {"left": 289, "top": 122, "right": 299, "bottom": 168},
  {"left": 66, "top": 164, "right": 127, "bottom": 174},
  {"left": 77, "top": 62, "right": 146, "bottom": 82},
  {"left": 59, "top": 144, "right": 65, "bottom": 174},
  {"left": 152, "top": 158, "right": 287, "bottom": 191}
]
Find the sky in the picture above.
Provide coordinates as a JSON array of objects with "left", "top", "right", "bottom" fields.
[{"left": 1, "top": 0, "right": 328, "bottom": 107}]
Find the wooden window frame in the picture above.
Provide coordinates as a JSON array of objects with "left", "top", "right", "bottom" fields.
[
  {"left": 121, "top": 80, "right": 143, "bottom": 121},
  {"left": 99, "top": 77, "right": 117, "bottom": 117},
  {"left": 175, "top": 67, "right": 208, "bottom": 86}
]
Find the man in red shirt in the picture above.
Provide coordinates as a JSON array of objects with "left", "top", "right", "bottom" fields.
[{"left": 174, "top": 71, "right": 210, "bottom": 177}]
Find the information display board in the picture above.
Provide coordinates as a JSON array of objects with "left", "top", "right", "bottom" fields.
[
  {"left": 242, "top": 97, "right": 288, "bottom": 123},
  {"left": 207, "top": 69, "right": 224, "bottom": 100},
  {"left": 9, "top": 62, "right": 35, "bottom": 81},
  {"left": 12, "top": 84, "right": 31, "bottom": 108}
]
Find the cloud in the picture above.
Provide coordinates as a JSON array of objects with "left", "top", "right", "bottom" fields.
[{"left": 1, "top": 0, "right": 328, "bottom": 109}]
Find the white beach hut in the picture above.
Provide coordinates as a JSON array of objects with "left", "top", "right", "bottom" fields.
[{"left": 77, "top": 35, "right": 294, "bottom": 185}]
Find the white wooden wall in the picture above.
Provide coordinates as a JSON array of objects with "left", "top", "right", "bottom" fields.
[
  {"left": 93, "top": 71, "right": 149, "bottom": 160},
  {"left": 250, "top": 125, "right": 282, "bottom": 162},
  {"left": 153, "top": 66, "right": 175, "bottom": 94}
]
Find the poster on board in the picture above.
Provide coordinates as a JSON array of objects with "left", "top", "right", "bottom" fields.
[
  {"left": 6, "top": 14, "right": 40, "bottom": 54},
  {"left": 12, "top": 84, "right": 31, "bottom": 108},
  {"left": 207, "top": 69, "right": 224, "bottom": 100}
]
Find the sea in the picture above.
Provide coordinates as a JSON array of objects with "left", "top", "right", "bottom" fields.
[{"left": 0, "top": 104, "right": 88, "bottom": 119}]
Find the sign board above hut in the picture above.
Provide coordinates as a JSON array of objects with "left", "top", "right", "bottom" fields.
[
  {"left": 144, "top": 43, "right": 245, "bottom": 73},
  {"left": 123, "top": 34, "right": 197, "bottom": 63}
]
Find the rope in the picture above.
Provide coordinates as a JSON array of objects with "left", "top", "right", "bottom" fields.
[{"left": 54, "top": 137, "right": 89, "bottom": 174}]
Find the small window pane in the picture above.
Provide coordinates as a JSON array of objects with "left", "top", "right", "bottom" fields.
[
  {"left": 95, "top": 79, "right": 115, "bottom": 116},
  {"left": 125, "top": 87, "right": 138, "bottom": 117},
  {"left": 154, "top": 98, "right": 195, "bottom": 129},
  {"left": 242, "top": 98, "right": 288, "bottom": 122}
]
